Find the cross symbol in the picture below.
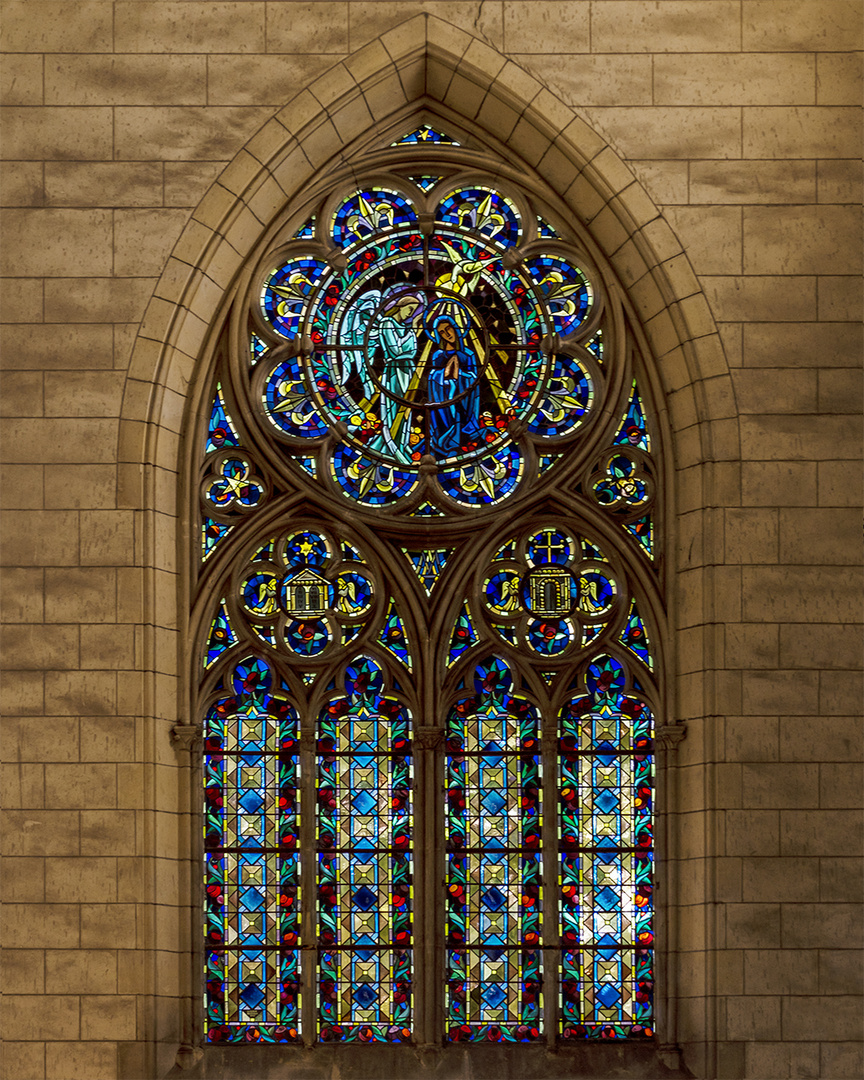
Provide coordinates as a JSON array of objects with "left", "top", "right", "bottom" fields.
[{"left": 534, "top": 530, "right": 568, "bottom": 563}]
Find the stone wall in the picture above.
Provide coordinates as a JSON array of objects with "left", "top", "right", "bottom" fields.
[{"left": 1, "top": 3, "right": 861, "bottom": 1079}]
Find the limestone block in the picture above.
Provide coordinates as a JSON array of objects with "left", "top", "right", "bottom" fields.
[
  {"left": 0, "top": 510, "right": 79, "bottom": 565},
  {"left": 780, "top": 716, "right": 863, "bottom": 764},
  {"left": 725, "top": 811, "right": 779, "bottom": 857},
  {"left": 264, "top": 1, "right": 347, "bottom": 52},
  {"left": 0, "top": 279, "right": 43, "bottom": 325},
  {"left": 723, "top": 508, "right": 778, "bottom": 564},
  {"left": 2, "top": 418, "right": 117, "bottom": 464},
  {"left": 0, "top": 161, "right": 45, "bottom": 206},
  {"left": 655, "top": 52, "right": 815, "bottom": 106},
  {"left": 353, "top": 3, "right": 503, "bottom": 52},
  {"left": 45, "top": 54, "right": 207, "bottom": 106},
  {"left": 780, "top": 623, "right": 863, "bottom": 672},
  {"left": 41, "top": 372, "right": 123, "bottom": 419},
  {"left": 744, "top": 1, "right": 864, "bottom": 52},
  {"left": 745, "top": 949, "right": 819, "bottom": 995},
  {"left": 207, "top": 54, "right": 333, "bottom": 107},
  {"left": 0, "top": 53, "right": 43, "bottom": 106},
  {"left": 502, "top": 1, "right": 589, "bottom": 53},
  {"left": 164, "top": 161, "right": 226, "bottom": 207},
  {"left": 80, "top": 626, "right": 136, "bottom": 672},
  {"left": 725, "top": 715, "right": 779, "bottom": 762},
  {"left": 818, "top": 275, "right": 862, "bottom": 320},
  {"left": 112, "top": 209, "right": 190, "bottom": 278},
  {"left": 820, "top": 763, "right": 864, "bottom": 810},
  {"left": 742, "top": 856, "right": 819, "bottom": 903},
  {"left": 587, "top": 106, "right": 741, "bottom": 159},
  {"left": 740, "top": 415, "right": 862, "bottom": 462},
  {"left": 115, "top": 1, "right": 265, "bottom": 53},
  {"left": 631, "top": 160, "right": 689, "bottom": 205},
  {"left": 45, "top": 1043, "right": 117, "bottom": 1080},
  {"left": 1, "top": 949, "right": 45, "bottom": 996},
  {"left": 0, "top": 2, "right": 113, "bottom": 52},
  {"left": 43, "top": 465, "right": 116, "bottom": 511},
  {"left": 818, "top": 460, "right": 862, "bottom": 507},
  {"left": 744, "top": 205, "right": 862, "bottom": 275},
  {"left": 725, "top": 995, "right": 782, "bottom": 1041},
  {"left": 780, "top": 810, "right": 864, "bottom": 858},
  {"left": 0, "top": 671, "right": 44, "bottom": 713},
  {"left": 691, "top": 159, "right": 816, "bottom": 205},
  {"left": 724, "top": 624, "right": 780, "bottom": 670},
  {"left": 821, "top": 1043, "right": 864, "bottom": 1079},
  {"left": 742, "top": 762, "right": 819, "bottom": 810},
  {"left": 744, "top": 320, "right": 861, "bottom": 368},
  {"left": 819, "top": 368, "right": 864, "bottom": 414},
  {"left": 818, "top": 158, "right": 864, "bottom": 204},
  {"left": 79, "top": 717, "right": 136, "bottom": 764},
  {"left": 79, "top": 511, "right": 136, "bottom": 568},
  {"left": 43, "top": 763, "right": 117, "bottom": 810},
  {"left": 0, "top": 624, "right": 79, "bottom": 671},
  {"left": 45, "top": 949, "right": 117, "bottom": 994},
  {"left": 2, "top": 807, "right": 81, "bottom": 857},
  {"left": 43, "top": 568, "right": 115, "bottom": 624},
  {"left": 0, "top": 568, "right": 44, "bottom": 623},
  {"left": 0, "top": 994, "right": 79, "bottom": 1041},
  {"left": 746, "top": 1041, "right": 820, "bottom": 1079},
  {"left": 1, "top": 762, "right": 45, "bottom": 808},
  {"left": 44, "top": 671, "right": 117, "bottom": 717},
  {"left": 0, "top": 106, "right": 113, "bottom": 160},
  {"left": 80, "top": 809, "right": 136, "bottom": 856},
  {"left": 114, "top": 105, "right": 274, "bottom": 160},
  {"left": 742, "top": 461, "right": 817, "bottom": 507},
  {"left": 0, "top": 210, "right": 113, "bottom": 277},
  {"left": 0, "top": 370, "right": 42, "bottom": 417},
  {"left": 0, "top": 464, "right": 43, "bottom": 511},
  {"left": 80, "top": 994, "right": 137, "bottom": 1041},
  {"left": 732, "top": 368, "right": 818, "bottom": 414},
  {"left": 44, "top": 164, "right": 162, "bottom": 211},
  {"left": 726, "top": 902, "right": 783, "bottom": 949},
  {"left": 0, "top": 1042, "right": 45, "bottom": 1080},
  {"left": 526, "top": 53, "right": 653, "bottom": 108},
  {"left": 780, "top": 507, "right": 860, "bottom": 565},
  {"left": 781, "top": 994, "right": 863, "bottom": 1040},
  {"left": 44, "top": 857, "right": 117, "bottom": 904},
  {"left": 744, "top": 105, "right": 862, "bottom": 158},
  {"left": 665, "top": 206, "right": 742, "bottom": 275},
  {"left": 817, "top": 51, "right": 864, "bottom": 106},
  {"left": 705, "top": 275, "right": 817, "bottom": 322}
]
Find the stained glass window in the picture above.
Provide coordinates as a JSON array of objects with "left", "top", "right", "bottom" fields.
[{"left": 195, "top": 128, "right": 663, "bottom": 1052}]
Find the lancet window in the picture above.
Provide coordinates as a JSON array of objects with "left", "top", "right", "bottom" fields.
[{"left": 193, "top": 123, "right": 664, "bottom": 1049}]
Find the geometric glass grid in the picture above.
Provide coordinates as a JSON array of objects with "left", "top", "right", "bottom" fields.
[
  {"left": 445, "top": 657, "right": 543, "bottom": 1042},
  {"left": 316, "top": 656, "right": 413, "bottom": 1042},
  {"left": 204, "top": 656, "right": 301, "bottom": 1043},
  {"left": 558, "top": 655, "right": 654, "bottom": 1040}
]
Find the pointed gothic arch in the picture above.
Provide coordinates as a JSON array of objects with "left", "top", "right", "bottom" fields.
[{"left": 119, "top": 16, "right": 737, "bottom": 1077}]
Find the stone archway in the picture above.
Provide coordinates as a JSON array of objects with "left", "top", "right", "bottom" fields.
[{"left": 118, "top": 15, "right": 738, "bottom": 1077}]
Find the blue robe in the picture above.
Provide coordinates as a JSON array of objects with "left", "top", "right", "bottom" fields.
[{"left": 427, "top": 345, "right": 481, "bottom": 458}]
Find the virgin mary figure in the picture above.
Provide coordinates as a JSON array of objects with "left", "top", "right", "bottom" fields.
[{"left": 426, "top": 304, "right": 482, "bottom": 458}]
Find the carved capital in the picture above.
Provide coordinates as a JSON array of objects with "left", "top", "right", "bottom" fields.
[
  {"left": 657, "top": 1043, "right": 682, "bottom": 1070},
  {"left": 417, "top": 211, "right": 435, "bottom": 237},
  {"left": 656, "top": 723, "right": 686, "bottom": 752},
  {"left": 415, "top": 727, "right": 444, "bottom": 750},
  {"left": 175, "top": 1044, "right": 203, "bottom": 1071},
  {"left": 171, "top": 723, "right": 202, "bottom": 752}
]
